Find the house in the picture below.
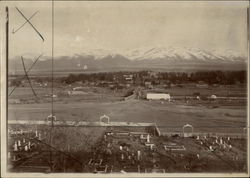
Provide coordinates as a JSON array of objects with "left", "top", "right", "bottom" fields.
[
  {"left": 73, "top": 86, "right": 84, "bottom": 91},
  {"left": 146, "top": 93, "right": 171, "bottom": 101},
  {"left": 196, "top": 81, "right": 208, "bottom": 88},
  {"left": 123, "top": 74, "right": 133, "bottom": 81},
  {"left": 149, "top": 71, "right": 158, "bottom": 78},
  {"left": 145, "top": 81, "right": 153, "bottom": 89},
  {"left": 196, "top": 84, "right": 208, "bottom": 88},
  {"left": 83, "top": 65, "right": 88, "bottom": 70}
]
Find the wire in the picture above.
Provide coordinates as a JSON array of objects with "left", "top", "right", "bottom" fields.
[
  {"left": 20, "top": 56, "right": 37, "bottom": 98},
  {"left": 12, "top": 11, "right": 39, "bottom": 34},
  {"left": 15, "top": 7, "right": 44, "bottom": 42},
  {"left": 8, "top": 54, "right": 42, "bottom": 97}
]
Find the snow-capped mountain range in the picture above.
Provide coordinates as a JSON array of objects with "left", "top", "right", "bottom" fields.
[
  {"left": 10, "top": 46, "right": 247, "bottom": 74},
  {"left": 76, "top": 46, "right": 246, "bottom": 62}
]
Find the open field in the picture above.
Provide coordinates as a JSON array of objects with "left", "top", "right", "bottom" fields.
[
  {"left": 8, "top": 81, "right": 247, "bottom": 133},
  {"left": 150, "top": 85, "right": 247, "bottom": 97},
  {"left": 9, "top": 83, "right": 247, "bottom": 100},
  {"left": 9, "top": 98, "right": 247, "bottom": 134}
]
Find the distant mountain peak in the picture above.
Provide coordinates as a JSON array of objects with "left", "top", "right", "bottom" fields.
[
  {"left": 14, "top": 46, "right": 246, "bottom": 63},
  {"left": 122, "top": 46, "right": 246, "bottom": 62},
  {"left": 76, "top": 49, "right": 120, "bottom": 60},
  {"left": 9, "top": 46, "right": 247, "bottom": 74}
]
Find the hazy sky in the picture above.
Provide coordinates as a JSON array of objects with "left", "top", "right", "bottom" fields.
[{"left": 4, "top": 1, "right": 249, "bottom": 58}]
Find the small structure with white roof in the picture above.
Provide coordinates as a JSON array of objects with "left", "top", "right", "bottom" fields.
[{"left": 146, "top": 93, "right": 171, "bottom": 101}]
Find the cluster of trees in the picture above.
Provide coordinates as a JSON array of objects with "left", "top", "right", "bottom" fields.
[
  {"left": 158, "top": 71, "right": 246, "bottom": 85},
  {"left": 61, "top": 70, "right": 246, "bottom": 85},
  {"left": 10, "top": 78, "right": 22, "bottom": 87},
  {"left": 61, "top": 71, "right": 135, "bottom": 84},
  {"left": 9, "top": 70, "right": 246, "bottom": 88},
  {"left": 62, "top": 72, "right": 114, "bottom": 84}
]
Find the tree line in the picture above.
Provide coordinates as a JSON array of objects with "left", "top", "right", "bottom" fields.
[{"left": 61, "top": 70, "right": 246, "bottom": 85}]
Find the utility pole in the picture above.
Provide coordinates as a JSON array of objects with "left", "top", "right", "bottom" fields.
[
  {"left": 6, "top": 6, "right": 9, "bottom": 166},
  {"left": 49, "top": 0, "right": 55, "bottom": 172}
]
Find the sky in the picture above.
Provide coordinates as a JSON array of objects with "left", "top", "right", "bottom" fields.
[{"left": 3, "top": 1, "right": 249, "bottom": 58}]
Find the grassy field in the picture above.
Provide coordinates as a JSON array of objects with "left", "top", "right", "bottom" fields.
[
  {"left": 150, "top": 85, "right": 247, "bottom": 97},
  {"left": 8, "top": 83, "right": 247, "bottom": 134},
  {"left": 9, "top": 98, "right": 247, "bottom": 134},
  {"left": 8, "top": 83, "right": 247, "bottom": 104}
]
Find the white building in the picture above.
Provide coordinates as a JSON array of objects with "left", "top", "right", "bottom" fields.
[
  {"left": 146, "top": 93, "right": 171, "bottom": 101},
  {"left": 83, "top": 65, "right": 88, "bottom": 70},
  {"left": 68, "top": 91, "right": 87, "bottom": 95}
]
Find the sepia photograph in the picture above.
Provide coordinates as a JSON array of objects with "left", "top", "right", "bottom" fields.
[{"left": 1, "top": 0, "right": 249, "bottom": 177}]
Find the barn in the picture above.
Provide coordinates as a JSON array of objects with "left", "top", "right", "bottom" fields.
[{"left": 146, "top": 93, "right": 171, "bottom": 101}]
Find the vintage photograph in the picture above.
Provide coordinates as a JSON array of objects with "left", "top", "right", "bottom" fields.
[{"left": 1, "top": 0, "right": 249, "bottom": 177}]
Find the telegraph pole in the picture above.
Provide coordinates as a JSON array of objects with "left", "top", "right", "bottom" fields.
[
  {"left": 49, "top": 0, "right": 55, "bottom": 172},
  {"left": 6, "top": 6, "right": 9, "bottom": 166}
]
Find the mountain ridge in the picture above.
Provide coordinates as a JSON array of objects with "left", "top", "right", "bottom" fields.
[{"left": 9, "top": 47, "right": 247, "bottom": 74}]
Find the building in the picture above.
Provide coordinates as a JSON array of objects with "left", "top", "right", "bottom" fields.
[
  {"left": 83, "top": 65, "right": 88, "bottom": 70},
  {"left": 145, "top": 81, "right": 153, "bottom": 89},
  {"left": 196, "top": 81, "right": 208, "bottom": 88},
  {"left": 68, "top": 91, "right": 87, "bottom": 95},
  {"left": 73, "top": 86, "right": 84, "bottom": 91},
  {"left": 146, "top": 93, "right": 171, "bottom": 101},
  {"left": 123, "top": 74, "right": 133, "bottom": 81},
  {"left": 9, "top": 99, "right": 21, "bottom": 104}
]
